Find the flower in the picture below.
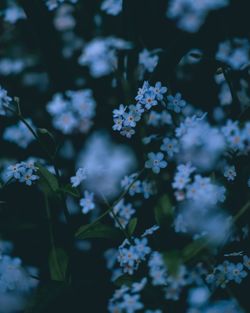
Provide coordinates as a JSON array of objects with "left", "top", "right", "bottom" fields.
[
  {"left": 160, "top": 137, "right": 179, "bottom": 157},
  {"left": 243, "top": 255, "right": 250, "bottom": 270},
  {"left": 145, "top": 152, "right": 167, "bottom": 174},
  {"left": 227, "top": 263, "right": 248, "bottom": 284},
  {"left": 80, "top": 191, "right": 95, "bottom": 214},
  {"left": 0, "top": 86, "right": 12, "bottom": 115},
  {"left": 101, "top": 0, "right": 123, "bottom": 16},
  {"left": 120, "top": 294, "right": 144, "bottom": 313},
  {"left": 142, "top": 90, "right": 158, "bottom": 110},
  {"left": 70, "top": 168, "right": 87, "bottom": 187},
  {"left": 172, "top": 163, "right": 195, "bottom": 190},
  {"left": 224, "top": 165, "right": 236, "bottom": 181},
  {"left": 6, "top": 162, "right": 39, "bottom": 186},
  {"left": 167, "top": 93, "right": 186, "bottom": 113},
  {"left": 139, "top": 49, "right": 159, "bottom": 73},
  {"left": 113, "top": 104, "right": 127, "bottom": 118},
  {"left": 152, "top": 82, "right": 167, "bottom": 101},
  {"left": 45, "top": 0, "right": 78, "bottom": 11}
]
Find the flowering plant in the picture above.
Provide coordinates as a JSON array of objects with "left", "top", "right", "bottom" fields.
[{"left": 0, "top": 1, "right": 250, "bottom": 313}]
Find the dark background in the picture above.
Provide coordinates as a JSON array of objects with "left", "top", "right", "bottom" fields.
[{"left": 1, "top": 0, "right": 250, "bottom": 312}]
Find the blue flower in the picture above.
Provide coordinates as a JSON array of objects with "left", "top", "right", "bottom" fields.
[
  {"left": 160, "top": 137, "right": 179, "bottom": 157},
  {"left": 167, "top": 93, "right": 186, "bottom": 113},
  {"left": 113, "top": 104, "right": 127, "bottom": 118},
  {"left": 143, "top": 90, "right": 158, "bottom": 110},
  {"left": 151, "top": 82, "right": 167, "bottom": 101},
  {"left": 123, "top": 112, "right": 137, "bottom": 128},
  {"left": 121, "top": 294, "right": 144, "bottom": 313},
  {"left": 145, "top": 152, "right": 167, "bottom": 174},
  {"left": 0, "top": 86, "right": 12, "bottom": 116},
  {"left": 227, "top": 262, "right": 248, "bottom": 284},
  {"left": 70, "top": 167, "right": 87, "bottom": 187},
  {"left": 224, "top": 165, "right": 236, "bottom": 181},
  {"left": 6, "top": 162, "right": 39, "bottom": 186},
  {"left": 243, "top": 255, "right": 250, "bottom": 270},
  {"left": 80, "top": 191, "right": 95, "bottom": 214},
  {"left": 112, "top": 117, "right": 124, "bottom": 131},
  {"left": 20, "top": 168, "right": 39, "bottom": 186}
]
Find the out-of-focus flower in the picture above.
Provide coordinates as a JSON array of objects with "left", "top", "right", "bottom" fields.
[
  {"left": 79, "top": 37, "right": 131, "bottom": 77},
  {"left": 101, "top": 0, "right": 123, "bottom": 16},
  {"left": 3, "top": 120, "right": 35, "bottom": 148},
  {"left": 80, "top": 190, "right": 95, "bottom": 214}
]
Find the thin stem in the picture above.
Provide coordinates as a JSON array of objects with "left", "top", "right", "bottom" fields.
[
  {"left": 44, "top": 194, "right": 65, "bottom": 280},
  {"left": 101, "top": 193, "right": 132, "bottom": 243},
  {"left": 8, "top": 106, "right": 73, "bottom": 229},
  {"left": 233, "top": 201, "right": 250, "bottom": 223},
  {"left": 78, "top": 168, "right": 145, "bottom": 236},
  {"left": 185, "top": 201, "right": 250, "bottom": 264}
]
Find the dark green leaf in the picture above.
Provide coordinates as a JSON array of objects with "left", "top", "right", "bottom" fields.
[
  {"left": 154, "top": 194, "right": 173, "bottom": 226},
  {"left": 163, "top": 251, "right": 182, "bottom": 276},
  {"left": 182, "top": 239, "right": 208, "bottom": 263},
  {"left": 114, "top": 274, "right": 135, "bottom": 287},
  {"left": 58, "top": 184, "right": 80, "bottom": 198},
  {"left": 49, "top": 248, "right": 68, "bottom": 282},
  {"left": 127, "top": 217, "right": 138, "bottom": 236},
  {"left": 36, "top": 163, "right": 59, "bottom": 193},
  {"left": 75, "top": 222, "right": 122, "bottom": 240}
]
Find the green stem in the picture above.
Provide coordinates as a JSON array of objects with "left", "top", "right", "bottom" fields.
[
  {"left": 79, "top": 168, "right": 145, "bottom": 237},
  {"left": 233, "top": 201, "right": 250, "bottom": 223},
  {"left": 101, "top": 194, "right": 132, "bottom": 243},
  {"left": 44, "top": 194, "right": 64, "bottom": 280},
  {"left": 185, "top": 201, "right": 250, "bottom": 264}
]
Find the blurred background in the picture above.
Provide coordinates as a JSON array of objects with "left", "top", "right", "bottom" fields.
[{"left": 0, "top": 0, "right": 250, "bottom": 312}]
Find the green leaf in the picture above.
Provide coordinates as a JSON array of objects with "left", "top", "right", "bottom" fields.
[
  {"left": 114, "top": 274, "right": 135, "bottom": 287},
  {"left": 58, "top": 184, "right": 80, "bottom": 198},
  {"left": 75, "top": 222, "right": 122, "bottom": 240},
  {"left": 25, "top": 281, "right": 70, "bottom": 313},
  {"left": 127, "top": 217, "right": 138, "bottom": 236},
  {"left": 163, "top": 251, "right": 182, "bottom": 276},
  {"left": 182, "top": 239, "right": 208, "bottom": 263},
  {"left": 36, "top": 163, "right": 59, "bottom": 193},
  {"left": 154, "top": 194, "right": 173, "bottom": 226},
  {"left": 49, "top": 248, "right": 68, "bottom": 282}
]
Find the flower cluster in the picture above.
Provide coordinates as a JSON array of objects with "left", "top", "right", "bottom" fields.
[
  {"left": 113, "top": 81, "right": 167, "bottom": 138},
  {"left": 118, "top": 238, "right": 151, "bottom": 275},
  {"left": 216, "top": 38, "right": 250, "bottom": 70},
  {"left": 112, "top": 199, "right": 135, "bottom": 227},
  {"left": 1, "top": 3, "right": 26, "bottom": 24},
  {"left": 47, "top": 89, "right": 96, "bottom": 134},
  {"left": 78, "top": 37, "right": 131, "bottom": 78},
  {"left": 0, "top": 240, "right": 38, "bottom": 312},
  {"left": 108, "top": 280, "right": 145, "bottom": 313},
  {"left": 221, "top": 119, "right": 250, "bottom": 154},
  {"left": 3, "top": 119, "right": 35, "bottom": 148},
  {"left": 6, "top": 162, "right": 39, "bottom": 186},
  {"left": 148, "top": 252, "right": 168, "bottom": 286},
  {"left": 121, "top": 173, "right": 155, "bottom": 199},
  {"left": 167, "top": 0, "right": 229, "bottom": 33},
  {"left": 206, "top": 255, "right": 250, "bottom": 288},
  {"left": 139, "top": 49, "right": 159, "bottom": 74}
]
